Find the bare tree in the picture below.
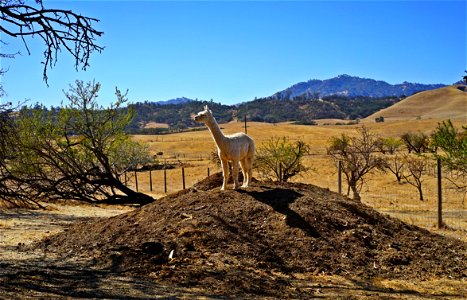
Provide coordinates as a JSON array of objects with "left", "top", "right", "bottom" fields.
[
  {"left": 402, "top": 154, "right": 428, "bottom": 201},
  {"left": 377, "top": 137, "right": 405, "bottom": 183},
  {"left": 0, "top": 0, "right": 103, "bottom": 84},
  {"left": 385, "top": 153, "right": 405, "bottom": 183},
  {"left": 327, "top": 127, "right": 386, "bottom": 201}
]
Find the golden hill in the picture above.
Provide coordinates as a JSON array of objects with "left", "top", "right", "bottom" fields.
[{"left": 364, "top": 85, "right": 467, "bottom": 122}]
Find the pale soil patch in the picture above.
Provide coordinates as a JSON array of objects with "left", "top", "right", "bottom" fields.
[
  {"left": 0, "top": 203, "right": 133, "bottom": 256},
  {"left": 143, "top": 121, "right": 169, "bottom": 128}
]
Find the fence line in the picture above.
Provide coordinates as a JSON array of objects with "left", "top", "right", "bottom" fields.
[
  {"left": 333, "top": 157, "right": 466, "bottom": 231},
  {"left": 123, "top": 157, "right": 466, "bottom": 233},
  {"left": 125, "top": 165, "right": 219, "bottom": 196}
]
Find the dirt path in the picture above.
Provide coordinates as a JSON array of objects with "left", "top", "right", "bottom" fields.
[
  {"left": 0, "top": 204, "right": 196, "bottom": 299},
  {"left": 0, "top": 201, "right": 465, "bottom": 299}
]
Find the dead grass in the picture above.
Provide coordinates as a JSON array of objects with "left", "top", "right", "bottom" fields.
[{"left": 365, "top": 85, "right": 467, "bottom": 122}]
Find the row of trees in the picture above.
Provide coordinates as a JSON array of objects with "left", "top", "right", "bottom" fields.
[
  {"left": 0, "top": 81, "right": 154, "bottom": 206},
  {"left": 126, "top": 95, "right": 402, "bottom": 133},
  {"left": 253, "top": 122, "right": 466, "bottom": 203},
  {"left": 327, "top": 122, "right": 466, "bottom": 201}
]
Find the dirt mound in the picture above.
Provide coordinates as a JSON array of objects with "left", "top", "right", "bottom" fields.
[{"left": 38, "top": 174, "right": 466, "bottom": 298}]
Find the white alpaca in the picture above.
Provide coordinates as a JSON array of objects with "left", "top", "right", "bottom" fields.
[{"left": 194, "top": 105, "right": 255, "bottom": 190}]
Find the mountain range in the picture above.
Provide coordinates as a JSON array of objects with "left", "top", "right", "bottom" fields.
[
  {"left": 271, "top": 74, "right": 446, "bottom": 100},
  {"left": 155, "top": 74, "right": 447, "bottom": 105}
]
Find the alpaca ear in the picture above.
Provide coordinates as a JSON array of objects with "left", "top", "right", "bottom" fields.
[{"left": 204, "top": 105, "right": 209, "bottom": 111}]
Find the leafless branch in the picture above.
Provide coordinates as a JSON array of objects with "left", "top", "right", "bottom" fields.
[{"left": 0, "top": 0, "right": 104, "bottom": 83}]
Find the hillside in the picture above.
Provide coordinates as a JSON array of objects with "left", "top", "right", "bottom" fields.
[
  {"left": 365, "top": 85, "right": 467, "bottom": 122},
  {"left": 126, "top": 75, "right": 450, "bottom": 132},
  {"left": 128, "top": 95, "right": 402, "bottom": 132},
  {"left": 38, "top": 174, "right": 466, "bottom": 298},
  {"left": 272, "top": 74, "right": 446, "bottom": 99}
]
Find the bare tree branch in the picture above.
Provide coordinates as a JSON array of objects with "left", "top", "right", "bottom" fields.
[{"left": 0, "top": 0, "right": 104, "bottom": 83}]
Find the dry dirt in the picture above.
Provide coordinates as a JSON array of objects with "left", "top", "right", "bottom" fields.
[{"left": 1, "top": 174, "right": 466, "bottom": 299}]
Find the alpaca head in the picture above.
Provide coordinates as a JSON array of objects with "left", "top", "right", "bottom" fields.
[{"left": 193, "top": 105, "right": 213, "bottom": 124}]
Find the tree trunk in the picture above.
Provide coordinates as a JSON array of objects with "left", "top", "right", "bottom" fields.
[
  {"left": 109, "top": 176, "right": 154, "bottom": 205},
  {"left": 417, "top": 185, "right": 424, "bottom": 201},
  {"left": 349, "top": 180, "right": 361, "bottom": 201},
  {"left": 396, "top": 175, "right": 402, "bottom": 183}
]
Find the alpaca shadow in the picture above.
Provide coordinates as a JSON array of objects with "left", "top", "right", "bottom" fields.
[{"left": 240, "top": 187, "right": 321, "bottom": 238}]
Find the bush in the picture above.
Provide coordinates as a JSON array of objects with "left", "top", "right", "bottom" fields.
[
  {"left": 375, "top": 116, "right": 385, "bottom": 123},
  {"left": 255, "top": 137, "right": 310, "bottom": 182}
]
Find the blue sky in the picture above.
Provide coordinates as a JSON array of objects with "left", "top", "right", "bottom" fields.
[{"left": 1, "top": 0, "right": 466, "bottom": 107}]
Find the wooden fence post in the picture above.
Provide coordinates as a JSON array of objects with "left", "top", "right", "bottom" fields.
[
  {"left": 437, "top": 158, "right": 443, "bottom": 229},
  {"left": 134, "top": 170, "right": 139, "bottom": 192},
  {"left": 244, "top": 115, "right": 247, "bottom": 134},
  {"left": 149, "top": 170, "right": 153, "bottom": 192},
  {"left": 164, "top": 168, "right": 167, "bottom": 193},
  {"left": 182, "top": 167, "right": 186, "bottom": 190}
]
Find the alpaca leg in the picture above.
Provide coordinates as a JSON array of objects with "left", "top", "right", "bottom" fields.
[
  {"left": 247, "top": 157, "right": 253, "bottom": 186},
  {"left": 220, "top": 158, "right": 229, "bottom": 190},
  {"left": 232, "top": 160, "right": 240, "bottom": 189},
  {"left": 240, "top": 159, "right": 248, "bottom": 188}
]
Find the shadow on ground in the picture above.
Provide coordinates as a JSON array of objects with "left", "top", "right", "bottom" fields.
[
  {"left": 0, "top": 255, "right": 219, "bottom": 299},
  {"left": 241, "top": 187, "right": 321, "bottom": 238}
]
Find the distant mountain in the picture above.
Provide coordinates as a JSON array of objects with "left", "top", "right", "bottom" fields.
[
  {"left": 153, "top": 97, "right": 194, "bottom": 105},
  {"left": 272, "top": 74, "right": 446, "bottom": 99}
]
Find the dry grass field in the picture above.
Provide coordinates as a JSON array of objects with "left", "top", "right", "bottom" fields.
[{"left": 132, "top": 119, "right": 466, "bottom": 239}]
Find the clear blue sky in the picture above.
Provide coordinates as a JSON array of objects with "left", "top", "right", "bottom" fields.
[{"left": 1, "top": 0, "right": 466, "bottom": 107}]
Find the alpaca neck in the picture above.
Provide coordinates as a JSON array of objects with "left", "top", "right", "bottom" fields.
[{"left": 206, "top": 117, "right": 227, "bottom": 148}]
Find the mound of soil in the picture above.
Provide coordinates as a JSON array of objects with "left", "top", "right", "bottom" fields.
[{"left": 39, "top": 174, "right": 466, "bottom": 298}]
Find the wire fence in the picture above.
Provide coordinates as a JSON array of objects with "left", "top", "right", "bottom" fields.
[
  {"left": 346, "top": 159, "right": 465, "bottom": 231},
  {"left": 124, "top": 156, "right": 466, "bottom": 233}
]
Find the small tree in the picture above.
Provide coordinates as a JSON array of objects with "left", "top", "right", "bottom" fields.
[
  {"left": 376, "top": 137, "right": 405, "bottom": 183},
  {"left": 402, "top": 154, "right": 428, "bottom": 201},
  {"left": 0, "top": 102, "right": 41, "bottom": 207},
  {"left": 376, "top": 137, "right": 403, "bottom": 155},
  {"left": 8, "top": 80, "right": 154, "bottom": 204},
  {"left": 375, "top": 116, "right": 385, "bottom": 123},
  {"left": 431, "top": 120, "right": 467, "bottom": 174},
  {"left": 255, "top": 137, "right": 310, "bottom": 182},
  {"left": 327, "top": 127, "right": 386, "bottom": 201},
  {"left": 431, "top": 120, "right": 467, "bottom": 191},
  {"left": 401, "top": 132, "right": 431, "bottom": 154},
  {"left": 385, "top": 153, "right": 405, "bottom": 183}
]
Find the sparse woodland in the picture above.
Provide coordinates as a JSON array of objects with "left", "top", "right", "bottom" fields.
[{"left": 127, "top": 95, "right": 403, "bottom": 133}]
